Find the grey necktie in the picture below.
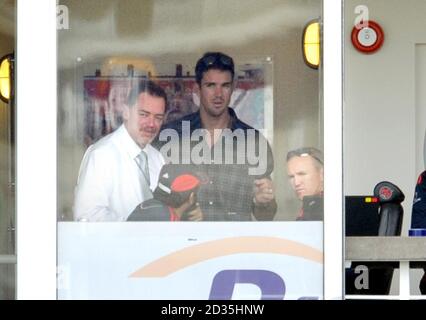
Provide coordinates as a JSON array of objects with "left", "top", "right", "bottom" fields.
[{"left": 137, "top": 150, "right": 150, "bottom": 186}]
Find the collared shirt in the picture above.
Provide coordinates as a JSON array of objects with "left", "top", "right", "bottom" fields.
[
  {"left": 154, "top": 108, "right": 276, "bottom": 221},
  {"left": 156, "top": 107, "right": 253, "bottom": 135},
  {"left": 74, "top": 124, "right": 164, "bottom": 221}
]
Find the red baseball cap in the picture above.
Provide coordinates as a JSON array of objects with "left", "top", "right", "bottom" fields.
[{"left": 171, "top": 174, "right": 200, "bottom": 193}]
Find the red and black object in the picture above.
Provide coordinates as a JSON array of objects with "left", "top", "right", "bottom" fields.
[
  {"left": 373, "top": 181, "right": 405, "bottom": 236},
  {"left": 351, "top": 20, "right": 384, "bottom": 54}
]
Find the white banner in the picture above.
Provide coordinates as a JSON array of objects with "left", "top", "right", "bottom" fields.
[{"left": 58, "top": 222, "right": 323, "bottom": 300}]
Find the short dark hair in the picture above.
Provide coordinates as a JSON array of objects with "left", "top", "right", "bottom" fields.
[
  {"left": 286, "top": 147, "right": 323, "bottom": 167},
  {"left": 195, "top": 52, "right": 235, "bottom": 85},
  {"left": 127, "top": 80, "right": 168, "bottom": 111}
]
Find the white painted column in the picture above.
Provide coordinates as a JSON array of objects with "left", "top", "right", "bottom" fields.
[
  {"left": 323, "top": 0, "right": 344, "bottom": 300},
  {"left": 16, "top": 0, "right": 57, "bottom": 299}
]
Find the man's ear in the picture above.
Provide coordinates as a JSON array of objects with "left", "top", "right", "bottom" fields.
[
  {"left": 162, "top": 110, "right": 168, "bottom": 123},
  {"left": 194, "top": 83, "right": 201, "bottom": 98},
  {"left": 122, "top": 104, "right": 130, "bottom": 121},
  {"left": 320, "top": 167, "right": 324, "bottom": 184}
]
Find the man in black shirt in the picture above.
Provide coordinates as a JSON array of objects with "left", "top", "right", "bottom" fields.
[{"left": 154, "top": 52, "right": 276, "bottom": 221}]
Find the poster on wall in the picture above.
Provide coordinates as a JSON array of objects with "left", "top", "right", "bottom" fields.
[{"left": 82, "top": 60, "right": 273, "bottom": 147}]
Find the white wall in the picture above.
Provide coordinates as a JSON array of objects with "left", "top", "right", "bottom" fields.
[
  {"left": 344, "top": 0, "right": 426, "bottom": 233},
  {"left": 344, "top": 0, "right": 426, "bottom": 296}
]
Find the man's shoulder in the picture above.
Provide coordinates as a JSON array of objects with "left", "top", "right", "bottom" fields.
[
  {"left": 227, "top": 107, "right": 253, "bottom": 130},
  {"left": 127, "top": 198, "right": 170, "bottom": 221},
  {"left": 86, "top": 131, "right": 118, "bottom": 155},
  {"left": 417, "top": 171, "right": 426, "bottom": 184},
  {"left": 140, "top": 198, "right": 167, "bottom": 210},
  {"left": 230, "top": 112, "right": 264, "bottom": 137},
  {"left": 162, "top": 112, "right": 199, "bottom": 131},
  {"left": 86, "top": 127, "right": 138, "bottom": 164},
  {"left": 233, "top": 118, "right": 254, "bottom": 131},
  {"left": 232, "top": 118, "right": 268, "bottom": 143}
]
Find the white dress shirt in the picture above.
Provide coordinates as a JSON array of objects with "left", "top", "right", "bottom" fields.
[{"left": 73, "top": 125, "right": 164, "bottom": 221}]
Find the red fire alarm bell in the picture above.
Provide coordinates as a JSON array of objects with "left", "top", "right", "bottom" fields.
[{"left": 351, "top": 20, "right": 384, "bottom": 54}]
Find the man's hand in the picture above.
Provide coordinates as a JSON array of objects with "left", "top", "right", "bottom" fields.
[
  {"left": 185, "top": 203, "right": 203, "bottom": 221},
  {"left": 175, "top": 192, "right": 203, "bottom": 221},
  {"left": 254, "top": 178, "right": 275, "bottom": 204}
]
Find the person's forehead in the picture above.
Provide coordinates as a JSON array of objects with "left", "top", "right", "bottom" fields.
[
  {"left": 201, "top": 69, "right": 233, "bottom": 82},
  {"left": 135, "top": 92, "right": 165, "bottom": 110},
  {"left": 287, "top": 155, "right": 318, "bottom": 169}
]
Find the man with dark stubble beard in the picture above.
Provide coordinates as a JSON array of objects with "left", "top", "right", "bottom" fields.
[{"left": 154, "top": 52, "right": 277, "bottom": 221}]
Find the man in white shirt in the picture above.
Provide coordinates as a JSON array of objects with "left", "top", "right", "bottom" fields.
[{"left": 74, "top": 81, "right": 167, "bottom": 221}]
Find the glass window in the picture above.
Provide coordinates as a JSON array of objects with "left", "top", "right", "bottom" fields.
[{"left": 57, "top": 0, "right": 325, "bottom": 299}]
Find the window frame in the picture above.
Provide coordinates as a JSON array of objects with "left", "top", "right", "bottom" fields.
[{"left": 16, "top": 0, "right": 342, "bottom": 299}]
